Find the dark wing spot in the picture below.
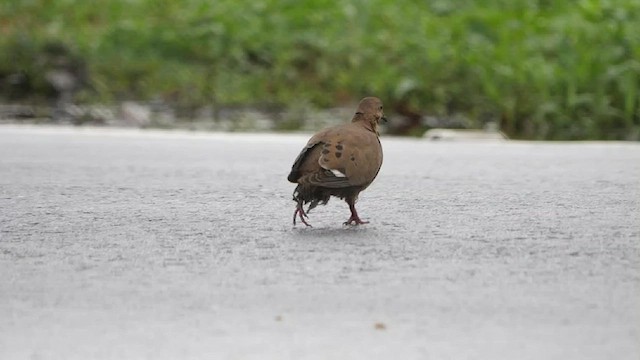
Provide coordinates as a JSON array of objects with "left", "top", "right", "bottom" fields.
[
  {"left": 322, "top": 158, "right": 329, "bottom": 162},
  {"left": 350, "top": 155, "right": 355, "bottom": 161},
  {"left": 322, "top": 149, "right": 330, "bottom": 155},
  {"left": 335, "top": 152, "right": 342, "bottom": 158},
  {"left": 336, "top": 144, "right": 344, "bottom": 151}
]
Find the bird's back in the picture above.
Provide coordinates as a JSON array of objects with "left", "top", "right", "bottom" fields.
[{"left": 288, "top": 122, "right": 382, "bottom": 189}]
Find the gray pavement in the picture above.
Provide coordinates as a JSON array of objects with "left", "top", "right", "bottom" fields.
[{"left": 0, "top": 125, "right": 639, "bottom": 359}]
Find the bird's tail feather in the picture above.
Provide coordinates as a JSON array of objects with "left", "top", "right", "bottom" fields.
[{"left": 293, "top": 184, "right": 330, "bottom": 213}]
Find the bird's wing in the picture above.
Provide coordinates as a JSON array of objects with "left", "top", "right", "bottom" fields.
[
  {"left": 316, "top": 124, "right": 383, "bottom": 187},
  {"left": 288, "top": 124, "right": 382, "bottom": 188},
  {"left": 287, "top": 129, "right": 331, "bottom": 183},
  {"left": 287, "top": 142, "right": 319, "bottom": 183}
]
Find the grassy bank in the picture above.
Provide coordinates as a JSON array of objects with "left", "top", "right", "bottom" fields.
[{"left": 1, "top": 0, "right": 639, "bottom": 139}]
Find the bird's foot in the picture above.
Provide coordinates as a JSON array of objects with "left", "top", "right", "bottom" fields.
[
  {"left": 293, "top": 207, "right": 312, "bottom": 227},
  {"left": 343, "top": 215, "right": 369, "bottom": 226}
]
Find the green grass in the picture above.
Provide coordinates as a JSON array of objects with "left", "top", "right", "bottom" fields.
[{"left": 1, "top": 0, "right": 639, "bottom": 139}]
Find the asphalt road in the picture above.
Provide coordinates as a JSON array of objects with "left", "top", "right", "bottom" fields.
[{"left": 1, "top": 125, "right": 639, "bottom": 360}]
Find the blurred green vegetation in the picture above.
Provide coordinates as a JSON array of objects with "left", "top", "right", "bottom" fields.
[{"left": 1, "top": 0, "right": 639, "bottom": 139}]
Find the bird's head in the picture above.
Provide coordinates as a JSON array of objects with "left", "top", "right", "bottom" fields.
[{"left": 352, "top": 97, "right": 386, "bottom": 135}]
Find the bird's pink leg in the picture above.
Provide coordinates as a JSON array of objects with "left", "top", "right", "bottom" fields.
[
  {"left": 293, "top": 204, "right": 312, "bottom": 227},
  {"left": 344, "top": 200, "right": 369, "bottom": 225}
]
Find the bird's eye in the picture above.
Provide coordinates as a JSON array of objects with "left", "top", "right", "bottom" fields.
[{"left": 379, "top": 106, "right": 383, "bottom": 110}]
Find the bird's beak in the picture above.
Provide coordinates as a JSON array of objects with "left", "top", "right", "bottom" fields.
[{"left": 381, "top": 116, "right": 388, "bottom": 123}]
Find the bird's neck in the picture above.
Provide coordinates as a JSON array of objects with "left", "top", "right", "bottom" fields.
[{"left": 351, "top": 114, "right": 379, "bottom": 136}]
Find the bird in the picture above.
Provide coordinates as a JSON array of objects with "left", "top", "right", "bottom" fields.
[{"left": 287, "top": 97, "right": 386, "bottom": 226}]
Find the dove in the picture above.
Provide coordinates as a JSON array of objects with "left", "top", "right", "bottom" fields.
[{"left": 287, "top": 97, "right": 386, "bottom": 226}]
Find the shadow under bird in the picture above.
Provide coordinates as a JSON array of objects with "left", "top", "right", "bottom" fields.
[{"left": 287, "top": 97, "right": 386, "bottom": 226}]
